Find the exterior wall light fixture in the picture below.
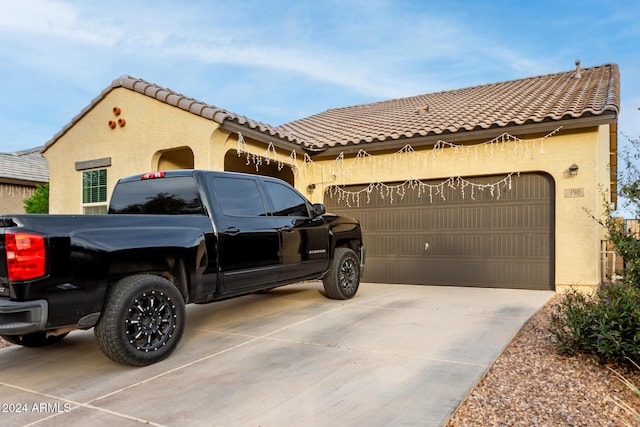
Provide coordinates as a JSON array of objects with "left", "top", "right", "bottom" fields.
[
  {"left": 306, "top": 173, "right": 336, "bottom": 194},
  {"left": 569, "top": 164, "right": 579, "bottom": 176}
]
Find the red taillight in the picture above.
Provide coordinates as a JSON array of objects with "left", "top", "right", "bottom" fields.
[
  {"left": 5, "top": 232, "right": 46, "bottom": 281},
  {"left": 141, "top": 172, "right": 165, "bottom": 180}
]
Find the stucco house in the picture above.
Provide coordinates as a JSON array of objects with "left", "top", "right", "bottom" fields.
[
  {"left": 0, "top": 147, "right": 49, "bottom": 213},
  {"left": 41, "top": 62, "right": 620, "bottom": 292}
]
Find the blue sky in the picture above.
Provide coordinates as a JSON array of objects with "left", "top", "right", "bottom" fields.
[{"left": 1, "top": 0, "right": 638, "bottom": 155}]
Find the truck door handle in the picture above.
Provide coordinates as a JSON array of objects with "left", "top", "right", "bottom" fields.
[
  {"left": 222, "top": 227, "right": 240, "bottom": 236},
  {"left": 424, "top": 243, "right": 429, "bottom": 252}
]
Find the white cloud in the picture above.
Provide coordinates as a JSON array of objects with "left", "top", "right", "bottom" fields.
[
  {"left": 8, "top": 3, "right": 457, "bottom": 92},
  {"left": 0, "top": 0, "right": 119, "bottom": 46},
  {"left": 0, "top": 0, "right": 542, "bottom": 101},
  {"left": 2, "top": 0, "right": 638, "bottom": 150}
]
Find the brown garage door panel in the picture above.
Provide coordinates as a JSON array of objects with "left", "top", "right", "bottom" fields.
[
  {"left": 490, "top": 261, "right": 552, "bottom": 289},
  {"left": 325, "top": 173, "right": 554, "bottom": 290},
  {"left": 362, "top": 256, "right": 550, "bottom": 288}
]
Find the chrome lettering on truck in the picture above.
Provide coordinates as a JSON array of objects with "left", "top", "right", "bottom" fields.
[{"left": 308, "top": 249, "right": 327, "bottom": 255}]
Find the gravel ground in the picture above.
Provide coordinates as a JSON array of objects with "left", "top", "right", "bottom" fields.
[
  {"left": 1, "top": 296, "right": 639, "bottom": 426},
  {"left": 448, "top": 295, "right": 640, "bottom": 426}
]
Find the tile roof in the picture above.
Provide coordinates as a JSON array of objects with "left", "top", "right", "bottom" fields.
[
  {"left": 43, "top": 75, "right": 306, "bottom": 153},
  {"left": 42, "top": 63, "right": 619, "bottom": 154},
  {"left": 114, "top": 76, "right": 311, "bottom": 145},
  {"left": 277, "top": 63, "right": 620, "bottom": 149},
  {"left": 0, "top": 146, "right": 49, "bottom": 183}
]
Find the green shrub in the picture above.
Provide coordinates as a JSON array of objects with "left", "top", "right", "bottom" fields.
[
  {"left": 23, "top": 183, "right": 49, "bottom": 214},
  {"left": 549, "top": 281, "right": 640, "bottom": 366}
]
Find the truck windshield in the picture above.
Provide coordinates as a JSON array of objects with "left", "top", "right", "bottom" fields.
[{"left": 109, "top": 176, "right": 205, "bottom": 215}]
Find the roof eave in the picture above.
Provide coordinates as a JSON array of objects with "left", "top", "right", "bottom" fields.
[
  {"left": 221, "top": 121, "right": 323, "bottom": 154},
  {"left": 0, "top": 177, "right": 48, "bottom": 186},
  {"left": 313, "top": 113, "right": 618, "bottom": 157}
]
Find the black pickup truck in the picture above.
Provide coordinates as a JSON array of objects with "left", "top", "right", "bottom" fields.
[{"left": 0, "top": 170, "right": 364, "bottom": 366}]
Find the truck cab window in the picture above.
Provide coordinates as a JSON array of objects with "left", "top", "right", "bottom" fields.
[
  {"left": 212, "top": 177, "right": 267, "bottom": 217},
  {"left": 264, "top": 181, "right": 310, "bottom": 217},
  {"left": 109, "top": 177, "right": 204, "bottom": 215}
]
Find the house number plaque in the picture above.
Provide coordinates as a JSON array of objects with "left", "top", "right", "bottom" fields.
[{"left": 564, "top": 188, "right": 585, "bottom": 198}]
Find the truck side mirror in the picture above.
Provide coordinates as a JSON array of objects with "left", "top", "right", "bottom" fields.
[{"left": 312, "top": 203, "right": 326, "bottom": 216}]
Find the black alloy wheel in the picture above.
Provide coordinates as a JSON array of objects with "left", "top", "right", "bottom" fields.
[{"left": 95, "top": 274, "right": 185, "bottom": 366}]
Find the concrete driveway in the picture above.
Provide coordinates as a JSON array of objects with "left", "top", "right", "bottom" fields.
[{"left": 0, "top": 282, "right": 553, "bottom": 427}]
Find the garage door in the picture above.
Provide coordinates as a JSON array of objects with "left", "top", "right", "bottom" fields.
[{"left": 324, "top": 173, "right": 554, "bottom": 290}]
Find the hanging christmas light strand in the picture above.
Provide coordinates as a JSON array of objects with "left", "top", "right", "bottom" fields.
[
  {"left": 235, "top": 127, "right": 559, "bottom": 204},
  {"left": 331, "top": 127, "right": 561, "bottom": 180},
  {"left": 325, "top": 173, "right": 519, "bottom": 207},
  {"left": 236, "top": 127, "right": 560, "bottom": 177}
]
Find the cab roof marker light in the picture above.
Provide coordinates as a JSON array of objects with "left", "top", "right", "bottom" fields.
[{"left": 141, "top": 172, "right": 165, "bottom": 180}]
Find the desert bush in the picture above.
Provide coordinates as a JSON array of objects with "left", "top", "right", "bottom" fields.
[{"left": 549, "top": 281, "right": 640, "bottom": 366}]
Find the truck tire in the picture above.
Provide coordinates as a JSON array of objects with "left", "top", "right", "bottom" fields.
[
  {"left": 1, "top": 332, "right": 68, "bottom": 347},
  {"left": 322, "top": 248, "right": 360, "bottom": 300},
  {"left": 95, "top": 274, "right": 185, "bottom": 366}
]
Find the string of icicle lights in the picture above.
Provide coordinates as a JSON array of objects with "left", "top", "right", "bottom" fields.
[
  {"left": 324, "top": 173, "right": 519, "bottom": 207},
  {"left": 0, "top": 183, "right": 36, "bottom": 199},
  {"left": 235, "top": 127, "right": 561, "bottom": 205}
]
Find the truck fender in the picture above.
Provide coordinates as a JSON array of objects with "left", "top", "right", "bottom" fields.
[{"left": 70, "top": 227, "right": 207, "bottom": 282}]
